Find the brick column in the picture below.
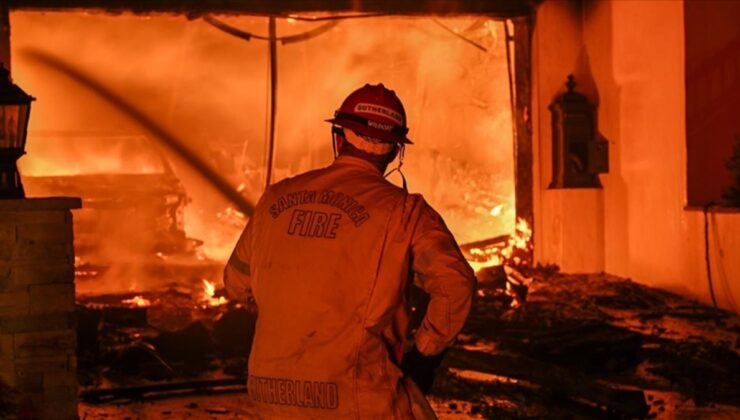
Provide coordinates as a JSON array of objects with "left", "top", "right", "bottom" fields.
[{"left": 0, "top": 197, "right": 81, "bottom": 420}]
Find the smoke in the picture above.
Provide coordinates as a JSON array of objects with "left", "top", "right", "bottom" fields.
[{"left": 12, "top": 12, "right": 514, "bottom": 285}]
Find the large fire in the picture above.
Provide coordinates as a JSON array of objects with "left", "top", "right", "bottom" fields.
[{"left": 11, "top": 11, "right": 516, "bottom": 297}]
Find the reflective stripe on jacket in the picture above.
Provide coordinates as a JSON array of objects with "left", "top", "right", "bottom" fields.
[{"left": 224, "top": 155, "right": 476, "bottom": 419}]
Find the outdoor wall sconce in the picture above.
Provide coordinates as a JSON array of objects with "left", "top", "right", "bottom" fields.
[
  {"left": 548, "top": 75, "right": 608, "bottom": 188},
  {"left": 0, "top": 64, "right": 35, "bottom": 199}
]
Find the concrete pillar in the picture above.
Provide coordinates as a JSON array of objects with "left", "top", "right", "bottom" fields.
[{"left": 0, "top": 197, "right": 81, "bottom": 419}]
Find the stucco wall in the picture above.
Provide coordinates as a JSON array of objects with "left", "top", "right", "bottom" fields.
[
  {"left": 532, "top": 0, "right": 606, "bottom": 273},
  {"left": 532, "top": 0, "right": 740, "bottom": 311}
]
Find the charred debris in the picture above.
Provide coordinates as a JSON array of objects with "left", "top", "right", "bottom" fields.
[{"left": 71, "top": 257, "right": 740, "bottom": 418}]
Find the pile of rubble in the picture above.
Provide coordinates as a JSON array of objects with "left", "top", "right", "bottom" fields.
[
  {"left": 429, "top": 267, "right": 740, "bottom": 418},
  {"left": 75, "top": 286, "right": 255, "bottom": 403},
  {"left": 70, "top": 263, "right": 740, "bottom": 419}
]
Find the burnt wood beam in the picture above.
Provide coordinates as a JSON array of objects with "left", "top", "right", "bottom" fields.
[
  {"left": 80, "top": 377, "right": 247, "bottom": 403},
  {"left": 6, "top": 0, "right": 537, "bottom": 17},
  {"left": 264, "top": 16, "right": 277, "bottom": 190},
  {"left": 445, "top": 348, "right": 649, "bottom": 418},
  {"left": 512, "top": 16, "right": 534, "bottom": 263}
]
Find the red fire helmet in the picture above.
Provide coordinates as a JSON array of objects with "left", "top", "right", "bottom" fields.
[{"left": 325, "top": 83, "right": 413, "bottom": 144}]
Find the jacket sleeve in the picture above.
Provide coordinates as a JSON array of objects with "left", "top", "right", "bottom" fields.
[
  {"left": 224, "top": 216, "right": 255, "bottom": 303},
  {"left": 410, "top": 201, "right": 476, "bottom": 356}
]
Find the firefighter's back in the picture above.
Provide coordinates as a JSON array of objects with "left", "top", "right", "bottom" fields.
[{"left": 246, "top": 155, "right": 416, "bottom": 419}]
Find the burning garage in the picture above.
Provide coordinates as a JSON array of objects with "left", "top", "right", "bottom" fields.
[{"left": 0, "top": 0, "right": 739, "bottom": 419}]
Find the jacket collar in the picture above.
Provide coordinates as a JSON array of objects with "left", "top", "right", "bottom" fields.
[{"left": 332, "top": 155, "right": 383, "bottom": 176}]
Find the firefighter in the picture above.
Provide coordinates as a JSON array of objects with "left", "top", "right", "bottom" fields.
[{"left": 224, "top": 84, "right": 476, "bottom": 419}]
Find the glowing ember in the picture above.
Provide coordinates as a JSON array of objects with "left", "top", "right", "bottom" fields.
[
  {"left": 201, "top": 279, "right": 228, "bottom": 308},
  {"left": 122, "top": 295, "right": 152, "bottom": 307},
  {"left": 448, "top": 367, "right": 520, "bottom": 384},
  {"left": 509, "top": 218, "right": 533, "bottom": 252},
  {"left": 468, "top": 247, "right": 503, "bottom": 272},
  {"left": 75, "top": 269, "right": 99, "bottom": 277},
  {"left": 74, "top": 257, "right": 99, "bottom": 277},
  {"left": 506, "top": 282, "right": 522, "bottom": 308},
  {"left": 466, "top": 218, "right": 533, "bottom": 273}
]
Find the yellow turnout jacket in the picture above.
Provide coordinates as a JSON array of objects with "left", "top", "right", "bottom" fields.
[{"left": 224, "top": 155, "right": 476, "bottom": 419}]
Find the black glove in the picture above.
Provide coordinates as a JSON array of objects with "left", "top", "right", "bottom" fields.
[{"left": 400, "top": 345, "right": 447, "bottom": 394}]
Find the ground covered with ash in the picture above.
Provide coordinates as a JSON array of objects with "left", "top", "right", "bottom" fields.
[
  {"left": 73, "top": 270, "right": 740, "bottom": 419},
  {"left": 430, "top": 268, "right": 740, "bottom": 418}
]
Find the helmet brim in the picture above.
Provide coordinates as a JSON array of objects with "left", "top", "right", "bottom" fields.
[{"left": 325, "top": 117, "right": 413, "bottom": 145}]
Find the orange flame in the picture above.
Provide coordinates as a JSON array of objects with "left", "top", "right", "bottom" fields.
[
  {"left": 200, "top": 279, "right": 227, "bottom": 308},
  {"left": 467, "top": 217, "right": 532, "bottom": 273},
  {"left": 14, "top": 12, "right": 517, "bottom": 297},
  {"left": 203, "top": 278, "right": 216, "bottom": 297}
]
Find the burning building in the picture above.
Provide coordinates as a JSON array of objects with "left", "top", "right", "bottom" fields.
[{"left": 0, "top": 0, "right": 738, "bottom": 419}]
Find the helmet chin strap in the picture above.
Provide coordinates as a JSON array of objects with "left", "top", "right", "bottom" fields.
[
  {"left": 333, "top": 127, "right": 408, "bottom": 192},
  {"left": 384, "top": 144, "right": 407, "bottom": 192},
  {"left": 331, "top": 126, "right": 342, "bottom": 159}
]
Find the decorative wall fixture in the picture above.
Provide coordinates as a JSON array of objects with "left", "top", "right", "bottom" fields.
[
  {"left": 548, "top": 74, "right": 608, "bottom": 188},
  {"left": 0, "top": 64, "right": 34, "bottom": 198}
]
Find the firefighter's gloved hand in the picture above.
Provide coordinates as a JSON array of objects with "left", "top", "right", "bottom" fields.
[{"left": 400, "top": 345, "right": 447, "bottom": 394}]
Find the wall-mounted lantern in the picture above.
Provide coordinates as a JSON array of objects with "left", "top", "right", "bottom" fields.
[
  {"left": 548, "top": 75, "right": 608, "bottom": 189},
  {"left": 0, "top": 64, "right": 35, "bottom": 199}
]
